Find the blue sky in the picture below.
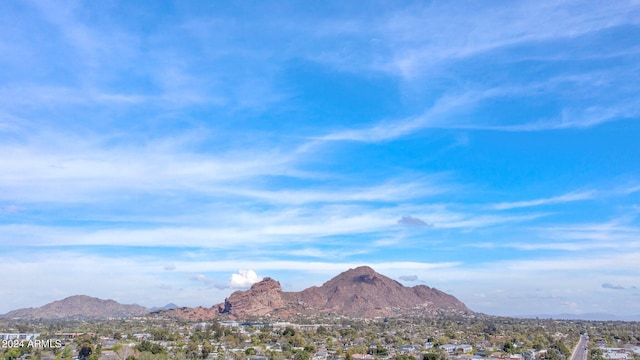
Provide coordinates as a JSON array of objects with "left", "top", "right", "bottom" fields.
[{"left": 1, "top": 0, "right": 640, "bottom": 318}]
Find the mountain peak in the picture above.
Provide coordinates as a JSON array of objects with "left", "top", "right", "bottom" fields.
[
  {"left": 250, "top": 277, "right": 282, "bottom": 292},
  {"left": 322, "top": 266, "right": 400, "bottom": 288},
  {"left": 61, "top": 295, "right": 112, "bottom": 303},
  {"left": 339, "top": 266, "right": 380, "bottom": 279},
  {"left": 346, "top": 265, "right": 377, "bottom": 274}
]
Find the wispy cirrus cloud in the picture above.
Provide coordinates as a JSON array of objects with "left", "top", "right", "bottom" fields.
[
  {"left": 491, "top": 191, "right": 596, "bottom": 210},
  {"left": 379, "top": 1, "right": 640, "bottom": 78},
  {"left": 541, "top": 218, "right": 640, "bottom": 243},
  {"left": 0, "top": 203, "right": 544, "bottom": 248},
  {"left": 0, "top": 136, "right": 299, "bottom": 204},
  {"left": 1, "top": 0, "right": 639, "bottom": 318},
  {"left": 317, "top": 64, "right": 640, "bottom": 143}
]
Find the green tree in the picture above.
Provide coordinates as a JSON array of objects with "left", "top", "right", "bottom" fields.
[
  {"left": 202, "top": 342, "right": 214, "bottom": 359},
  {"left": 136, "top": 341, "right": 165, "bottom": 355},
  {"left": 138, "top": 352, "right": 168, "bottom": 360},
  {"left": 423, "top": 354, "right": 439, "bottom": 360},
  {"left": 552, "top": 340, "right": 571, "bottom": 358},
  {"left": 290, "top": 334, "right": 304, "bottom": 347},
  {"left": 503, "top": 343, "right": 516, "bottom": 354},
  {"left": 589, "top": 348, "right": 604, "bottom": 360},
  {"left": 266, "top": 351, "right": 285, "bottom": 360},
  {"left": 393, "top": 355, "right": 416, "bottom": 360},
  {"left": 185, "top": 342, "right": 199, "bottom": 360},
  {"left": 4, "top": 348, "right": 22, "bottom": 360},
  {"left": 76, "top": 335, "right": 95, "bottom": 360},
  {"left": 294, "top": 351, "right": 310, "bottom": 360},
  {"left": 61, "top": 347, "right": 73, "bottom": 360}
]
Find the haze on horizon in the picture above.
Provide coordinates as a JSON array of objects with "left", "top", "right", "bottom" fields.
[{"left": 1, "top": 1, "right": 639, "bottom": 318}]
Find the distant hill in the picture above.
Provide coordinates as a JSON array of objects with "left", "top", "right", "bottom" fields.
[
  {"left": 517, "top": 313, "right": 640, "bottom": 322},
  {"left": 0, "top": 295, "right": 149, "bottom": 320},
  {"left": 164, "top": 266, "right": 472, "bottom": 320},
  {"left": 150, "top": 303, "right": 179, "bottom": 312}
]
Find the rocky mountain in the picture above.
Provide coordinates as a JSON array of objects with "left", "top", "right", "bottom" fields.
[
  {"left": 219, "top": 278, "right": 290, "bottom": 318},
  {"left": 163, "top": 266, "right": 472, "bottom": 320},
  {"left": 292, "top": 266, "right": 471, "bottom": 317},
  {"left": 0, "top": 295, "right": 149, "bottom": 320}
]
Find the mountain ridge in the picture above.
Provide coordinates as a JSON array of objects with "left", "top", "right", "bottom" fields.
[
  {"left": 166, "top": 266, "right": 472, "bottom": 320},
  {"left": 0, "top": 295, "right": 149, "bottom": 320},
  {"left": 1, "top": 267, "right": 472, "bottom": 320}
]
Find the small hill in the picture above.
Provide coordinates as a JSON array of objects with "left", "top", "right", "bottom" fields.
[
  {"left": 150, "top": 303, "right": 179, "bottom": 311},
  {"left": 0, "top": 295, "right": 149, "bottom": 320}
]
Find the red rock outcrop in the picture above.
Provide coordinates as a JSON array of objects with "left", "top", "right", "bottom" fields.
[{"left": 218, "top": 277, "right": 287, "bottom": 318}]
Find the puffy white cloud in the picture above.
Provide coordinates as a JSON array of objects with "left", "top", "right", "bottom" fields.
[{"left": 229, "top": 269, "right": 262, "bottom": 288}]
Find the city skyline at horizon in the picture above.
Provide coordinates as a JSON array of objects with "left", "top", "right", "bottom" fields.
[{"left": 1, "top": 0, "right": 639, "bottom": 317}]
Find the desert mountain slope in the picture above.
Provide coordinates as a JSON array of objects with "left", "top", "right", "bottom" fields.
[
  {"left": 293, "top": 266, "right": 471, "bottom": 317},
  {"left": 0, "top": 295, "right": 149, "bottom": 320}
]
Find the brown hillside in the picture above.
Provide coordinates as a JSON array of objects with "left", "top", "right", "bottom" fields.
[{"left": 0, "top": 295, "right": 149, "bottom": 320}]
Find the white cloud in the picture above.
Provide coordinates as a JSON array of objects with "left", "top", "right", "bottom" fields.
[
  {"left": 316, "top": 65, "right": 640, "bottom": 143},
  {"left": 2, "top": 0, "right": 639, "bottom": 319},
  {"left": 191, "top": 274, "right": 210, "bottom": 283},
  {"left": 316, "top": 89, "right": 488, "bottom": 142},
  {"left": 0, "top": 202, "right": 550, "bottom": 248},
  {"left": 541, "top": 218, "right": 640, "bottom": 243},
  {"left": 0, "top": 134, "right": 299, "bottom": 204},
  {"left": 223, "top": 177, "right": 450, "bottom": 204},
  {"left": 492, "top": 191, "right": 596, "bottom": 210},
  {"left": 173, "top": 260, "right": 462, "bottom": 274},
  {"left": 286, "top": 248, "right": 369, "bottom": 259},
  {"left": 380, "top": 1, "right": 640, "bottom": 78},
  {"left": 229, "top": 269, "right": 262, "bottom": 288}
]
